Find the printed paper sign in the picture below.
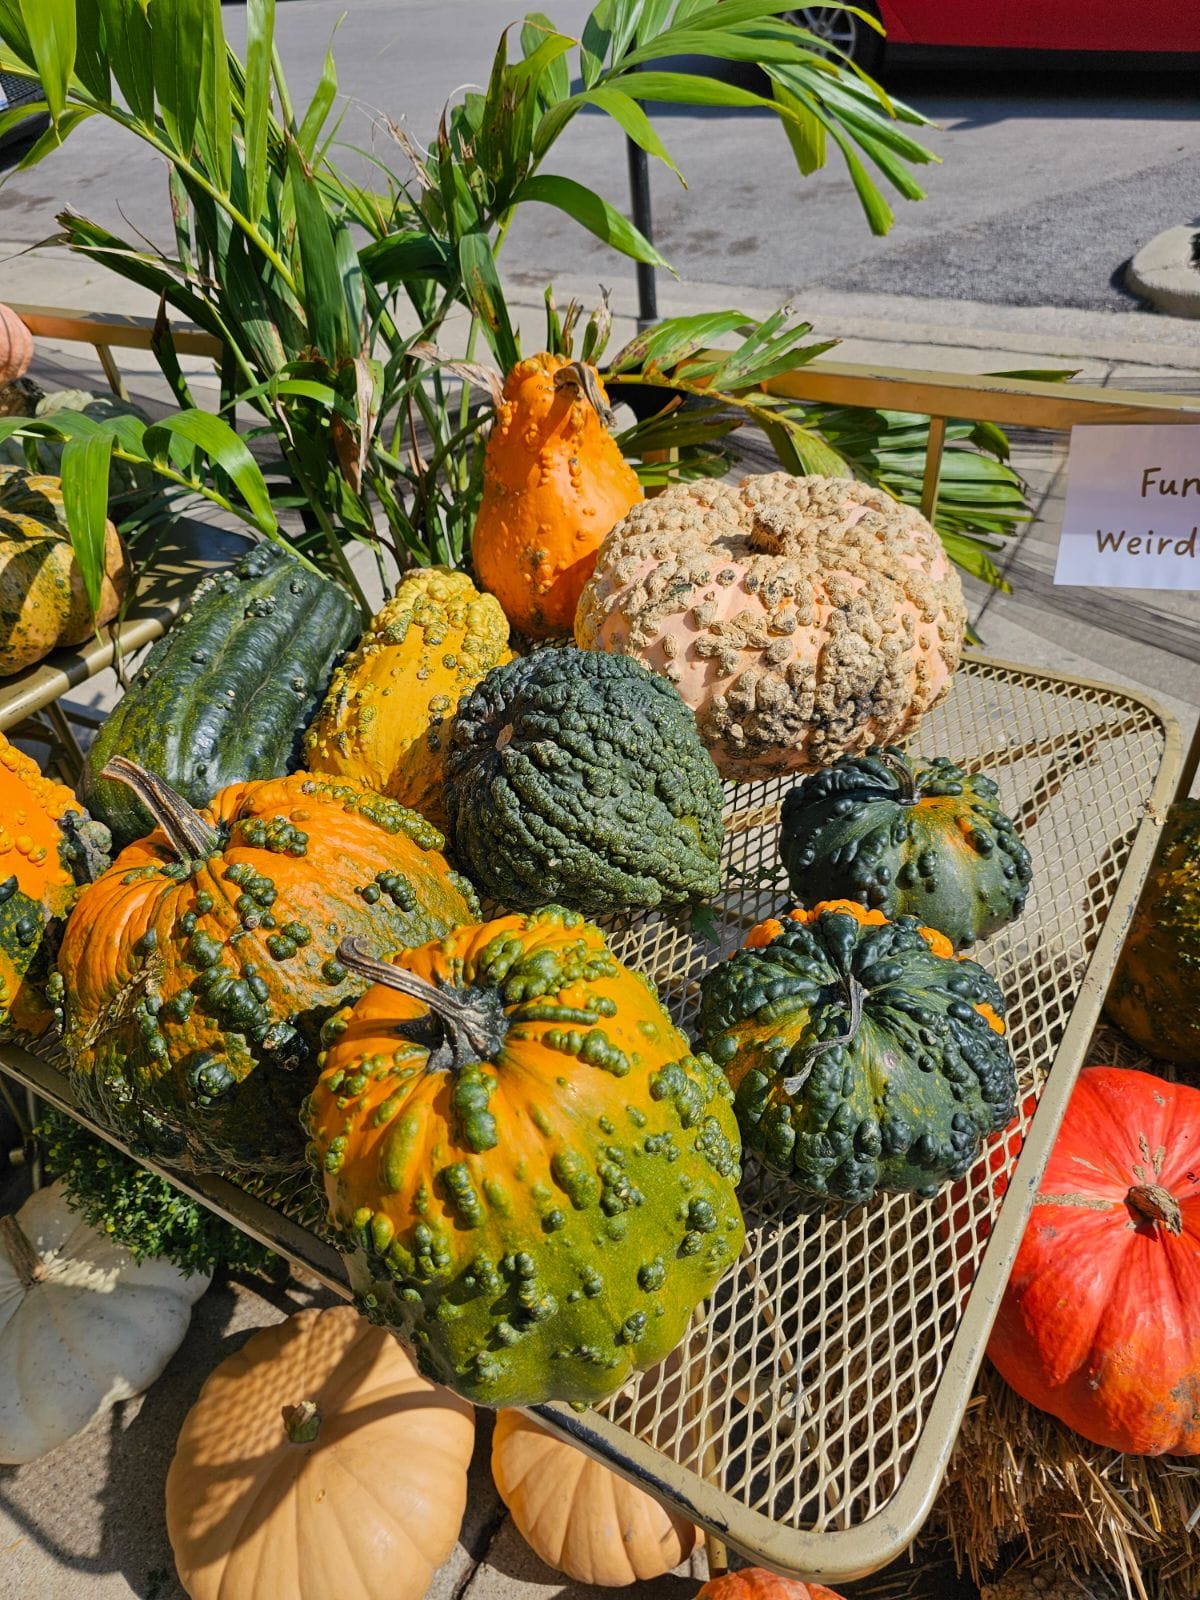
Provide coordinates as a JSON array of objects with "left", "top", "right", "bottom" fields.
[{"left": 1054, "top": 424, "right": 1200, "bottom": 589}]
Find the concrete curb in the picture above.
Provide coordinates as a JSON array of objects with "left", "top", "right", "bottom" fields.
[{"left": 1125, "top": 226, "right": 1200, "bottom": 321}]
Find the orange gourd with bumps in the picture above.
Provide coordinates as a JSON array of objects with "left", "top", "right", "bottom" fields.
[
  {"left": 472, "top": 354, "right": 642, "bottom": 638},
  {"left": 0, "top": 731, "right": 108, "bottom": 1039}
]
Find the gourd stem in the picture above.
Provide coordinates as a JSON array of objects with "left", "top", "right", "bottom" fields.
[
  {"left": 101, "top": 758, "right": 220, "bottom": 860},
  {"left": 783, "top": 975, "right": 868, "bottom": 1095},
  {"left": 876, "top": 748, "right": 918, "bottom": 802},
  {"left": 552, "top": 360, "right": 613, "bottom": 424},
  {"left": 0, "top": 1212, "right": 43, "bottom": 1290},
  {"left": 1126, "top": 1183, "right": 1183, "bottom": 1236},
  {"left": 282, "top": 1400, "right": 322, "bottom": 1444},
  {"left": 337, "top": 938, "right": 506, "bottom": 1067}
]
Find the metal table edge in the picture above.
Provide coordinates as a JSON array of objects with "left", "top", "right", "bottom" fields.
[{"left": 0, "top": 656, "right": 1184, "bottom": 1583}]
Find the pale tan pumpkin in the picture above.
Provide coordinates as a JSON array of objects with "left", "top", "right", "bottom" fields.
[
  {"left": 304, "top": 566, "right": 513, "bottom": 829},
  {"left": 473, "top": 353, "right": 642, "bottom": 638},
  {"left": 0, "top": 305, "right": 32, "bottom": 384},
  {"left": 492, "top": 1408, "right": 699, "bottom": 1586},
  {"left": 166, "top": 1305, "right": 475, "bottom": 1600},
  {"left": 0, "top": 471, "right": 131, "bottom": 676},
  {"left": 576, "top": 473, "right": 965, "bottom": 779}
]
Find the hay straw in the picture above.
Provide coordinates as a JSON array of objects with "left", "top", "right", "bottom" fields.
[{"left": 928, "top": 1355, "right": 1200, "bottom": 1600}]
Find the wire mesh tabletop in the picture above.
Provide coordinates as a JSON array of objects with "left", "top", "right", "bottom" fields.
[{"left": 0, "top": 651, "right": 1181, "bottom": 1584}]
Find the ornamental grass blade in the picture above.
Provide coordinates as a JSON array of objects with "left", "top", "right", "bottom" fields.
[
  {"left": 244, "top": 0, "right": 276, "bottom": 223},
  {"left": 521, "top": 13, "right": 570, "bottom": 105},
  {"left": 73, "top": 0, "right": 110, "bottom": 101},
  {"left": 151, "top": 0, "right": 206, "bottom": 157},
  {"left": 583, "top": 87, "right": 682, "bottom": 181},
  {"left": 458, "top": 232, "right": 520, "bottom": 373},
  {"left": 16, "top": 0, "right": 73, "bottom": 125},
  {"left": 59, "top": 431, "right": 114, "bottom": 615},
  {"left": 144, "top": 412, "right": 276, "bottom": 535},
  {"left": 286, "top": 138, "right": 356, "bottom": 363},
  {"left": 96, "top": 0, "right": 154, "bottom": 123},
  {"left": 197, "top": 0, "right": 233, "bottom": 191},
  {"left": 512, "top": 174, "right": 669, "bottom": 268}
]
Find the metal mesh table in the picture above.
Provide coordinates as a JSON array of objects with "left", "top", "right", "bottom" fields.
[{"left": 0, "top": 652, "right": 1181, "bottom": 1583}]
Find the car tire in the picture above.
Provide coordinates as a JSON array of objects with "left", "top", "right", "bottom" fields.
[{"left": 788, "top": 3, "right": 885, "bottom": 75}]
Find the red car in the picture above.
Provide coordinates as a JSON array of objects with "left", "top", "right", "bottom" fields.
[{"left": 793, "top": 2, "right": 1200, "bottom": 69}]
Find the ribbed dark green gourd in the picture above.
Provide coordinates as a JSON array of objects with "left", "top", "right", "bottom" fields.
[
  {"left": 82, "top": 543, "right": 359, "bottom": 846},
  {"left": 780, "top": 747, "right": 1033, "bottom": 950},
  {"left": 697, "top": 905, "right": 1015, "bottom": 1205},
  {"left": 444, "top": 648, "right": 725, "bottom": 915}
]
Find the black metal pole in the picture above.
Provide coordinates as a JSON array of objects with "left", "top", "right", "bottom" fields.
[{"left": 626, "top": 136, "right": 658, "bottom": 330}]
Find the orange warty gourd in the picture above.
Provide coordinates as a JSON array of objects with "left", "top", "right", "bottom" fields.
[
  {"left": 696, "top": 1572, "right": 845, "bottom": 1600},
  {"left": 305, "top": 908, "right": 744, "bottom": 1408},
  {"left": 576, "top": 473, "right": 965, "bottom": 779},
  {"left": 166, "top": 1306, "right": 475, "bottom": 1600},
  {"left": 0, "top": 731, "right": 109, "bottom": 1039},
  {"left": 988, "top": 1065, "right": 1200, "bottom": 1456},
  {"left": 0, "top": 305, "right": 32, "bottom": 384},
  {"left": 0, "top": 470, "right": 131, "bottom": 676},
  {"left": 304, "top": 566, "right": 513, "bottom": 829},
  {"left": 58, "top": 760, "right": 478, "bottom": 1173},
  {"left": 472, "top": 354, "right": 642, "bottom": 637},
  {"left": 492, "top": 1407, "right": 699, "bottom": 1586}
]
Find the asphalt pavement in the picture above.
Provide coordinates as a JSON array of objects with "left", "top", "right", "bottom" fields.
[{"left": 3, "top": 0, "right": 1196, "bottom": 319}]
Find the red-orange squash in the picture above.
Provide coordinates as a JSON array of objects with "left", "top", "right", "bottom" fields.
[
  {"left": 472, "top": 354, "right": 642, "bottom": 637},
  {"left": 0, "top": 305, "right": 32, "bottom": 384},
  {"left": 166, "top": 1306, "right": 475, "bottom": 1600},
  {"left": 696, "top": 1572, "right": 845, "bottom": 1599},
  {"left": 988, "top": 1065, "right": 1200, "bottom": 1455}
]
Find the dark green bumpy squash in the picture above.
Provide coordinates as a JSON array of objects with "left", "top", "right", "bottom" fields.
[
  {"left": 82, "top": 543, "right": 359, "bottom": 846},
  {"left": 444, "top": 648, "right": 725, "bottom": 916},
  {"left": 780, "top": 747, "right": 1032, "bottom": 950},
  {"left": 697, "top": 902, "right": 1015, "bottom": 1205}
]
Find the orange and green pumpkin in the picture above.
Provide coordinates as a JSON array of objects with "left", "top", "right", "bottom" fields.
[
  {"left": 697, "top": 900, "right": 1014, "bottom": 1205},
  {"left": 305, "top": 908, "right": 744, "bottom": 1407},
  {"left": 304, "top": 567, "right": 513, "bottom": 830},
  {"left": 779, "top": 747, "right": 1033, "bottom": 950},
  {"left": 1105, "top": 799, "right": 1200, "bottom": 1067},
  {"left": 0, "top": 731, "right": 109, "bottom": 1039},
  {"left": 0, "top": 470, "right": 131, "bottom": 676},
  {"left": 472, "top": 354, "right": 642, "bottom": 638},
  {"left": 58, "top": 760, "right": 478, "bottom": 1173}
]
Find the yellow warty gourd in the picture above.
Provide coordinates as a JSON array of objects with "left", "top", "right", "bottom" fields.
[{"left": 304, "top": 567, "right": 513, "bottom": 829}]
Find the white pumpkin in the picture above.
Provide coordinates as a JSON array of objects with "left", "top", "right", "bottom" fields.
[{"left": 0, "top": 1180, "right": 211, "bottom": 1463}]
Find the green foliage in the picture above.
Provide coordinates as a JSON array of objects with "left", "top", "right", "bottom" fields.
[
  {"left": 36, "top": 1107, "right": 276, "bottom": 1275},
  {"left": 0, "top": 0, "right": 955, "bottom": 604}
]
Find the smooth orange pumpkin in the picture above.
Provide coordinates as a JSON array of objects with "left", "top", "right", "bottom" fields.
[
  {"left": 492, "top": 1407, "right": 699, "bottom": 1585},
  {"left": 988, "top": 1066, "right": 1200, "bottom": 1455},
  {"left": 0, "top": 731, "right": 109, "bottom": 1038},
  {"left": 166, "top": 1305, "right": 475, "bottom": 1600},
  {"left": 0, "top": 470, "right": 131, "bottom": 675},
  {"left": 472, "top": 354, "right": 642, "bottom": 637},
  {"left": 696, "top": 1572, "right": 845, "bottom": 1599},
  {"left": 0, "top": 305, "right": 32, "bottom": 384}
]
